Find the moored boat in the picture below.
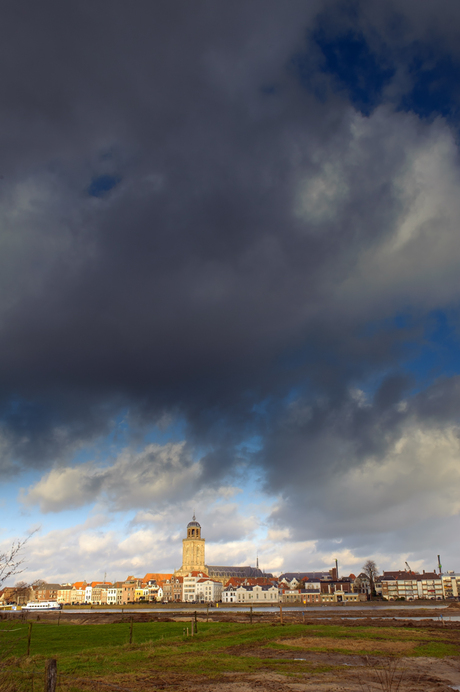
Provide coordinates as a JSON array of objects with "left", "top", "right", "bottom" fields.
[{"left": 22, "top": 601, "right": 62, "bottom": 611}]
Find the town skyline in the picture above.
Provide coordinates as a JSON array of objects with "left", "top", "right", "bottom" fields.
[
  {"left": 4, "top": 566, "right": 459, "bottom": 607},
  {"left": 2, "top": 514, "right": 456, "bottom": 588}
]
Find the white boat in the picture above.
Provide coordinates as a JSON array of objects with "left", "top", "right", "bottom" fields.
[{"left": 22, "top": 601, "right": 62, "bottom": 611}]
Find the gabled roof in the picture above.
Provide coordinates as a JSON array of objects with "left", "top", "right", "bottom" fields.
[
  {"left": 279, "top": 572, "right": 327, "bottom": 582},
  {"left": 207, "top": 565, "right": 269, "bottom": 578},
  {"left": 142, "top": 573, "right": 173, "bottom": 586},
  {"left": 224, "top": 576, "right": 277, "bottom": 588},
  {"left": 91, "top": 581, "right": 111, "bottom": 587},
  {"left": 183, "top": 571, "right": 209, "bottom": 578},
  {"left": 381, "top": 571, "right": 441, "bottom": 582},
  {"left": 381, "top": 571, "right": 417, "bottom": 580},
  {"left": 164, "top": 576, "right": 183, "bottom": 584}
]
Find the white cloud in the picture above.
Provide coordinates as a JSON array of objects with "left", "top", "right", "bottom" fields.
[
  {"left": 316, "top": 423, "right": 460, "bottom": 532},
  {"left": 295, "top": 161, "right": 349, "bottom": 224},
  {"left": 336, "top": 110, "right": 460, "bottom": 317},
  {"left": 21, "top": 442, "right": 202, "bottom": 513},
  {"left": 267, "top": 528, "right": 291, "bottom": 541}
]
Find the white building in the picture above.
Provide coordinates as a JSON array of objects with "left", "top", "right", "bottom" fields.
[
  {"left": 107, "top": 583, "right": 123, "bottom": 605},
  {"left": 442, "top": 572, "right": 460, "bottom": 598},
  {"left": 196, "top": 578, "right": 222, "bottom": 603},
  {"left": 278, "top": 572, "right": 328, "bottom": 589},
  {"left": 222, "top": 584, "right": 279, "bottom": 604},
  {"left": 417, "top": 576, "right": 443, "bottom": 600},
  {"left": 353, "top": 573, "right": 371, "bottom": 595},
  {"left": 222, "top": 587, "right": 237, "bottom": 604},
  {"left": 381, "top": 572, "right": 443, "bottom": 600},
  {"left": 182, "top": 571, "right": 209, "bottom": 602}
]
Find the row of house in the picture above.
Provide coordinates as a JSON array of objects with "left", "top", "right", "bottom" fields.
[
  {"left": 0, "top": 569, "right": 363, "bottom": 606},
  {"left": 376, "top": 571, "right": 460, "bottom": 601},
  {"left": 2, "top": 568, "right": 459, "bottom": 606}
]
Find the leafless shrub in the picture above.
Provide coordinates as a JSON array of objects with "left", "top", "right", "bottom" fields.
[{"left": 359, "top": 657, "right": 406, "bottom": 692}]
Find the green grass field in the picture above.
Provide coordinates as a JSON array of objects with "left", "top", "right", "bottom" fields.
[{"left": 1, "top": 619, "right": 459, "bottom": 691}]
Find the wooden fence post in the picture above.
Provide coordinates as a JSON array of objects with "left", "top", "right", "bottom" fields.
[
  {"left": 129, "top": 617, "right": 134, "bottom": 644},
  {"left": 249, "top": 606, "right": 253, "bottom": 624},
  {"left": 194, "top": 610, "right": 198, "bottom": 633},
  {"left": 45, "top": 658, "right": 57, "bottom": 692},
  {"left": 279, "top": 603, "right": 283, "bottom": 625},
  {"left": 26, "top": 621, "right": 33, "bottom": 656}
]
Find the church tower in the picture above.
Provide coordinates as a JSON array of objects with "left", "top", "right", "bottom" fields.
[{"left": 177, "top": 515, "right": 206, "bottom": 574}]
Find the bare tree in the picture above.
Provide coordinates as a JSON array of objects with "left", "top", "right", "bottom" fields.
[
  {"left": 0, "top": 533, "right": 36, "bottom": 590},
  {"left": 362, "top": 559, "right": 379, "bottom": 597},
  {"left": 9, "top": 580, "right": 35, "bottom": 606}
]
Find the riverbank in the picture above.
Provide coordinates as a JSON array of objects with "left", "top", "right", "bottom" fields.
[{"left": 1, "top": 612, "right": 460, "bottom": 691}]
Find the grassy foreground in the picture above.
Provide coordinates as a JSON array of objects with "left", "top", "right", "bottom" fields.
[{"left": 0, "top": 619, "right": 459, "bottom": 691}]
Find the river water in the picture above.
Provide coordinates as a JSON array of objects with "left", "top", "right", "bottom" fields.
[{"left": 59, "top": 603, "right": 451, "bottom": 616}]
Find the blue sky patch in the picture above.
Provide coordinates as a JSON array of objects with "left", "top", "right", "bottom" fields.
[
  {"left": 87, "top": 174, "right": 121, "bottom": 198},
  {"left": 358, "top": 309, "right": 460, "bottom": 397},
  {"left": 292, "top": 6, "right": 460, "bottom": 123},
  {"left": 399, "top": 49, "right": 460, "bottom": 120},
  {"left": 402, "top": 309, "right": 460, "bottom": 386},
  {"left": 313, "top": 29, "right": 395, "bottom": 116}
]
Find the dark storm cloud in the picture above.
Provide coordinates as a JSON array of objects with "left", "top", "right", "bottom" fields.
[
  {"left": 0, "top": 0, "right": 324, "bottom": 469},
  {"left": 2, "top": 0, "right": 460, "bottom": 532}
]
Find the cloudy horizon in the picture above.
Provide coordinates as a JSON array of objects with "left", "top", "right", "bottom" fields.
[{"left": 2, "top": 0, "right": 460, "bottom": 586}]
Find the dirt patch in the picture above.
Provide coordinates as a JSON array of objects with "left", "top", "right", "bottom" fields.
[
  {"left": 62, "top": 658, "right": 460, "bottom": 691},
  {"left": 280, "top": 636, "right": 418, "bottom": 654}
]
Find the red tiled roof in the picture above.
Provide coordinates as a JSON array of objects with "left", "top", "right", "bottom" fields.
[
  {"left": 142, "top": 573, "right": 173, "bottom": 586},
  {"left": 224, "top": 576, "right": 276, "bottom": 588}
]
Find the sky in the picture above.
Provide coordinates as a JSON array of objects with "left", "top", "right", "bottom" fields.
[{"left": 2, "top": 0, "right": 460, "bottom": 585}]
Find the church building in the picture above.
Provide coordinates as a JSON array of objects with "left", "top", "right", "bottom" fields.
[
  {"left": 179, "top": 515, "right": 206, "bottom": 573},
  {"left": 175, "top": 516, "right": 269, "bottom": 585}
]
